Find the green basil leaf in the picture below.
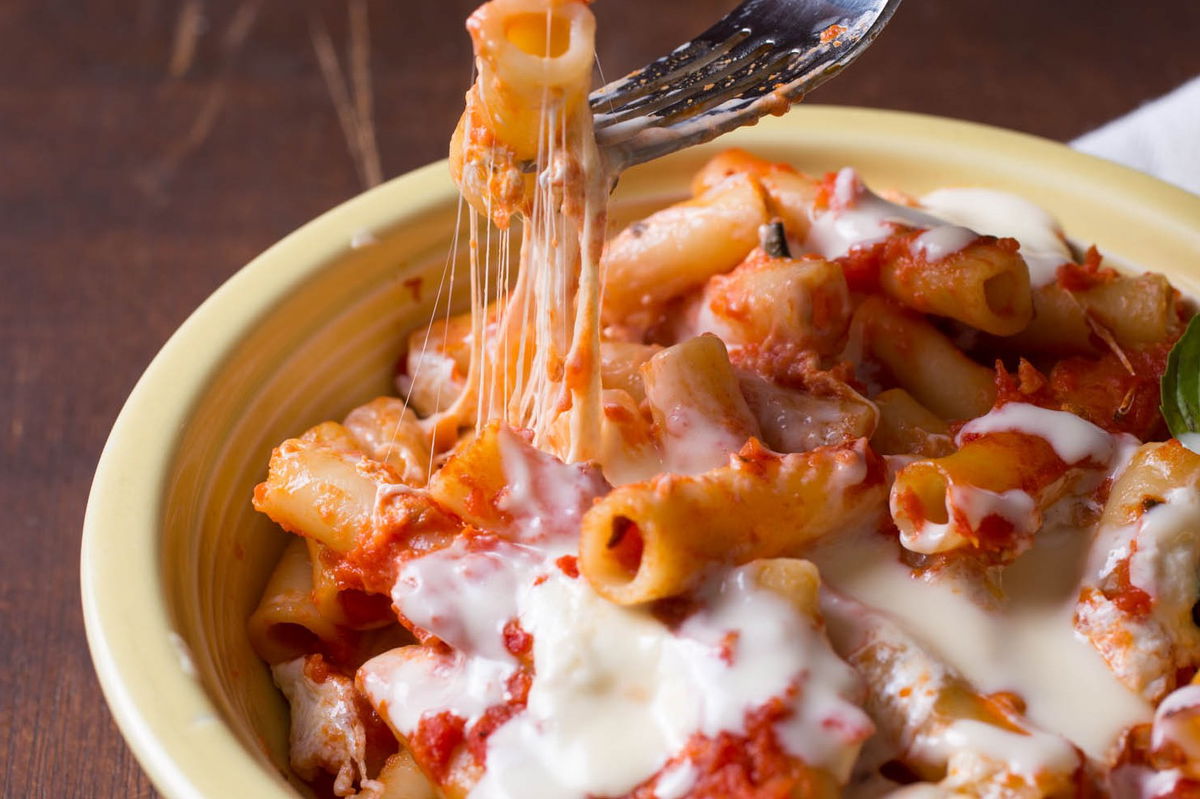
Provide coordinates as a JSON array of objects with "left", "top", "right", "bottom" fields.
[{"left": 1161, "top": 315, "right": 1200, "bottom": 437}]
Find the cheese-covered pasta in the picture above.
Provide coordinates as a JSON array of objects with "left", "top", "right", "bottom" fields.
[{"left": 246, "top": 2, "right": 1200, "bottom": 797}]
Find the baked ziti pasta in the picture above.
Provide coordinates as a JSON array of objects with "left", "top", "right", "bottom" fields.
[{"left": 247, "top": 2, "right": 1200, "bottom": 797}]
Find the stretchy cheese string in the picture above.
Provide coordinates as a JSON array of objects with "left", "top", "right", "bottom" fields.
[{"left": 410, "top": 1, "right": 605, "bottom": 463}]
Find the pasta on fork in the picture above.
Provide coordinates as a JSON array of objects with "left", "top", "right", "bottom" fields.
[{"left": 246, "top": 2, "right": 1200, "bottom": 798}]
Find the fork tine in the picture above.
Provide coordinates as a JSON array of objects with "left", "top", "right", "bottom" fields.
[
  {"left": 589, "top": 34, "right": 748, "bottom": 114},
  {"left": 640, "top": 46, "right": 822, "bottom": 128},
  {"left": 589, "top": 0, "right": 762, "bottom": 113},
  {"left": 594, "top": 39, "right": 778, "bottom": 130},
  {"left": 589, "top": 0, "right": 904, "bottom": 170},
  {"left": 593, "top": 46, "right": 821, "bottom": 164}
]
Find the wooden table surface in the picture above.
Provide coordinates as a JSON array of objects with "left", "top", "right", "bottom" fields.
[{"left": 2, "top": 0, "right": 1197, "bottom": 795}]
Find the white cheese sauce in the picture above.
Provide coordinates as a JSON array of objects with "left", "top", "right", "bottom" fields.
[
  {"left": 496, "top": 426, "right": 610, "bottom": 542},
  {"left": 808, "top": 519, "right": 1152, "bottom": 760},
  {"left": 1081, "top": 484, "right": 1200, "bottom": 700},
  {"left": 910, "top": 225, "right": 978, "bottom": 263},
  {"left": 901, "top": 486, "right": 1038, "bottom": 556},
  {"left": 653, "top": 759, "right": 699, "bottom": 799},
  {"left": 392, "top": 536, "right": 543, "bottom": 662},
  {"left": 643, "top": 354, "right": 758, "bottom": 476},
  {"left": 958, "top": 402, "right": 1117, "bottom": 465},
  {"left": 1087, "top": 485, "right": 1200, "bottom": 596},
  {"left": 805, "top": 168, "right": 944, "bottom": 260},
  {"left": 659, "top": 400, "right": 748, "bottom": 475},
  {"left": 361, "top": 430, "right": 872, "bottom": 799},
  {"left": 919, "top": 188, "right": 1072, "bottom": 288},
  {"left": 801, "top": 170, "right": 1070, "bottom": 281},
  {"left": 899, "top": 404, "right": 1135, "bottom": 556},
  {"left": 1151, "top": 683, "right": 1200, "bottom": 761},
  {"left": 935, "top": 718, "right": 1080, "bottom": 781},
  {"left": 359, "top": 647, "right": 513, "bottom": 730},
  {"left": 1125, "top": 487, "right": 1200, "bottom": 611},
  {"left": 472, "top": 567, "right": 870, "bottom": 799}
]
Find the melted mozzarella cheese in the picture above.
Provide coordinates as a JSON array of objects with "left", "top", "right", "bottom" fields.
[
  {"left": 660, "top": 400, "right": 749, "bottom": 475},
  {"left": 1126, "top": 487, "right": 1200, "bottom": 613},
  {"left": 370, "top": 561, "right": 872, "bottom": 799},
  {"left": 469, "top": 566, "right": 869, "bottom": 798},
  {"left": 359, "top": 647, "right": 512, "bottom": 731},
  {"left": 805, "top": 168, "right": 944, "bottom": 259},
  {"left": 920, "top": 188, "right": 1072, "bottom": 287},
  {"left": 958, "top": 403, "right": 1117, "bottom": 464},
  {"left": 1152, "top": 683, "right": 1200, "bottom": 761},
  {"left": 470, "top": 574, "right": 697, "bottom": 798},
  {"left": 934, "top": 718, "right": 1079, "bottom": 783},
  {"left": 808, "top": 520, "right": 1152, "bottom": 760},
  {"left": 273, "top": 657, "right": 368, "bottom": 795},
  {"left": 902, "top": 405, "right": 1132, "bottom": 556},
  {"left": 910, "top": 225, "right": 977, "bottom": 262},
  {"left": 496, "top": 426, "right": 610, "bottom": 541},
  {"left": 902, "top": 486, "right": 1038, "bottom": 555},
  {"left": 393, "top": 536, "right": 544, "bottom": 662},
  {"left": 362, "top": 434, "right": 872, "bottom": 799}
]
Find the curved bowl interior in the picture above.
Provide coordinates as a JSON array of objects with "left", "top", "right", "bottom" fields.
[{"left": 82, "top": 106, "right": 1200, "bottom": 799}]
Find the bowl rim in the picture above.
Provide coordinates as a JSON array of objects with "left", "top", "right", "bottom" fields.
[
  {"left": 81, "top": 105, "right": 1200, "bottom": 799},
  {"left": 80, "top": 156, "right": 457, "bottom": 799}
]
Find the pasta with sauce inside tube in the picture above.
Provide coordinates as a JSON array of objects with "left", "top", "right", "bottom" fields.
[{"left": 245, "top": 1, "right": 1200, "bottom": 797}]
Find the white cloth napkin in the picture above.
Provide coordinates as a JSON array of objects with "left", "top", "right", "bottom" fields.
[{"left": 1071, "top": 75, "right": 1200, "bottom": 196}]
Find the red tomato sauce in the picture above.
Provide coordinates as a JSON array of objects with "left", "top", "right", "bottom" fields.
[
  {"left": 466, "top": 668, "right": 532, "bottom": 764},
  {"left": 411, "top": 710, "right": 467, "bottom": 783},
  {"left": 502, "top": 619, "right": 533, "bottom": 657},
  {"left": 607, "top": 517, "right": 645, "bottom": 576},
  {"left": 1105, "top": 555, "right": 1153, "bottom": 618},
  {"left": 555, "top": 554, "right": 580, "bottom": 578},
  {"left": 992, "top": 344, "right": 1171, "bottom": 441},
  {"left": 407, "top": 667, "right": 536, "bottom": 784},
  {"left": 836, "top": 240, "right": 885, "bottom": 293},
  {"left": 1056, "top": 246, "right": 1117, "bottom": 292},
  {"left": 329, "top": 493, "right": 463, "bottom": 599},
  {"left": 620, "top": 694, "right": 812, "bottom": 799},
  {"left": 1048, "top": 343, "right": 1172, "bottom": 440}
]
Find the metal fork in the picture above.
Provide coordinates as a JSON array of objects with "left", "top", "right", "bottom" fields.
[{"left": 591, "top": 0, "right": 903, "bottom": 170}]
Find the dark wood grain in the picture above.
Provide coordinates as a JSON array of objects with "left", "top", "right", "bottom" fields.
[{"left": 2, "top": 0, "right": 1196, "bottom": 795}]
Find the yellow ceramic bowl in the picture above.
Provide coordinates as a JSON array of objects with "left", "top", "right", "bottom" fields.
[{"left": 82, "top": 106, "right": 1200, "bottom": 798}]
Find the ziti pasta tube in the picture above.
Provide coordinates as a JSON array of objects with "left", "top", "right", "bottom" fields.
[
  {"left": 890, "top": 403, "right": 1120, "bottom": 562},
  {"left": 821, "top": 591, "right": 1085, "bottom": 795},
  {"left": 640, "top": 333, "right": 762, "bottom": 475},
  {"left": 851, "top": 295, "right": 996, "bottom": 421},
  {"left": 1075, "top": 439, "right": 1200, "bottom": 702},
  {"left": 449, "top": 0, "right": 596, "bottom": 226},
  {"left": 1008, "top": 272, "right": 1177, "bottom": 354},
  {"left": 878, "top": 231, "right": 1033, "bottom": 336},
  {"left": 247, "top": 538, "right": 342, "bottom": 664},
  {"left": 579, "top": 438, "right": 886, "bottom": 604},
  {"left": 696, "top": 248, "right": 851, "bottom": 354},
  {"left": 600, "top": 173, "right": 768, "bottom": 328}
]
